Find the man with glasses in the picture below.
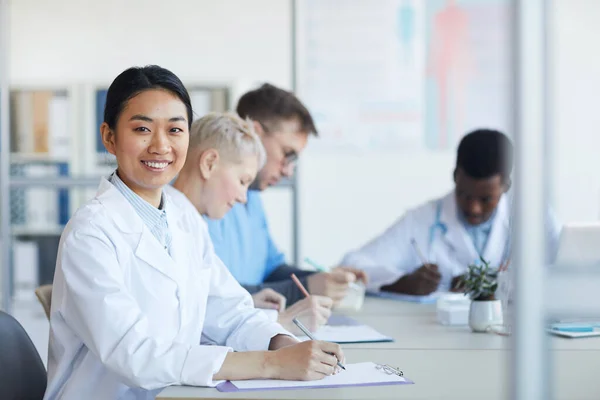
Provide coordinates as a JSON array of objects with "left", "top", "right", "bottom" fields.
[{"left": 205, "top": 83, "right": 366, "bottom": 306}]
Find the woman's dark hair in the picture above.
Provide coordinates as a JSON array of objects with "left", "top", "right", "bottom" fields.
[{"left": 103, "top": 65, "right": 193, "bottom": 130}]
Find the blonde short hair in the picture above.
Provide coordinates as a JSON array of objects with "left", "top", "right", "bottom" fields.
[{"left": 188, "top": 112, "right": 266, "bottom": 168}]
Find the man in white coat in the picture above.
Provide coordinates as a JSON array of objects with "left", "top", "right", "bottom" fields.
[{"left": 341, "top": 129, "right": 561, "bottom": 296}]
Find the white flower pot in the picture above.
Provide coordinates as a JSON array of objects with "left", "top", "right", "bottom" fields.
[{"left": 469, "top": 300, "right": 503, "bottom": 332}]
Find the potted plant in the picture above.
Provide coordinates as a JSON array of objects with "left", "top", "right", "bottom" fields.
[{"left": 460, "top": 258, "right": 503, "bottom": 332}]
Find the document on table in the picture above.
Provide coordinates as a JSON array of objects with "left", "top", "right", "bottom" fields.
[
  {"left": 296, "top": 324, "right": 393, "bottom": 344},
  {"left": 367, "top": 290, "right": 445, "bottom": 304},
  {"left": 216, "top": 362, "right": 413, "bottom": 392},
  {"left": 548, "top": 322, "right": 600, "bottom": 338}
]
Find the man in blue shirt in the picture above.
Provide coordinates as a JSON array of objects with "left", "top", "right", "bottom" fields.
[{"left": 205, "top": 83, "right": 366, "bottom": 305}]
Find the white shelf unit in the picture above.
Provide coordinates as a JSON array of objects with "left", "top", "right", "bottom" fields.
[
  {"left": 11, "top": 225, "right": 64, "bottom": 237},
  {"left": 10, "top": 153, "right": 71, "bottom": 163},
  {"left": 7, "top": 84, "right": 80, "bottom": 236}
]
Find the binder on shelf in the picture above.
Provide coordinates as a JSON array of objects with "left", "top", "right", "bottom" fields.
[
  {"left": 48, "top": 94, "right": 71, "bottom": 158},
  {"left": 9, "top": 161, "right": 70, "bottom": 232},
  {"left": 57, "top": 162, "right": 70, "bottom": 225},
  {"left": 95, "top": 89, "right": 108, "bottom": 154},
  {"left": 10, "top": 91, "right": 34, "bottom": 153},
  {"left": 10, "top": 163, "right": 27, "bottom": 225},
  {"left": 32, "top": 91, "right": 52, "bottom": 153},
  {"left": 10, "top": 90, "right": 71, "bottom": 158},
  {"left": 95, "top": 89, "right": 117, "bottom": 168}
]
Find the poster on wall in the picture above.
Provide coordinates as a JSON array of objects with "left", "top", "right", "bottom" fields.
[
  {"left": 424, "top": 0, "right": 511, "bottom": 150},
  {"left": 295, "top": 0, "right": 426, "bottom": 152},
  {"left": 295, "top": 0, "right": 510, "bottom": 152}
]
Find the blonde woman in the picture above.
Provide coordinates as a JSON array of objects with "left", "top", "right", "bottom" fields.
[{"left": 170, "top": 112, "right": 333, "bottom": 334}]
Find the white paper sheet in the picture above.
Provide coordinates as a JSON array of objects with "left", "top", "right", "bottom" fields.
[{"left": 296, "top": 325, "right": 393, "bottom": 344}]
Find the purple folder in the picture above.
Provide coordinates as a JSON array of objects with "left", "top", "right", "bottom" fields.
[{"left": 216, "top": 378, "right": 414, "bottom": 392}]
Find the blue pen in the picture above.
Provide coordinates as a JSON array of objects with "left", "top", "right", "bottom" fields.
[{"left": 552, "top": 326, "right": 595, "bottom": 333}]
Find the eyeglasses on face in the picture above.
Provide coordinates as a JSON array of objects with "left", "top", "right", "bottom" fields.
[{"left": 258, "top": 121, "right": 299, "bottom": 166}]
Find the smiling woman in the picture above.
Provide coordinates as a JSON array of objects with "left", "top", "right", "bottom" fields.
[
  {"left": 99, "top": 66, "right": 193, "bottom": 207},
  {"left": 43, "top": 66, "right": 345, "bottom": 400}
]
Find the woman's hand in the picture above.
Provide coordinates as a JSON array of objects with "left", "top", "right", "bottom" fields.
[
  {"left": 252, "top": 288, "right": 286, "bottom": 311},
  {"left": 277, "top": 295, "right": 332, "bottom": 333},
  {"left": 213, "top": 337, "right": 343, "bottom": 382},
  {"left": 265, "top": 340, "right": 345, "bottom": 380}
]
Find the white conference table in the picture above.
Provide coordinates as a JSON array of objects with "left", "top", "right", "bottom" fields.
[
  {"left": 339, "top": 296, "right": 438, "bottom": 316},
  {"left": 342, "top": 314, "right": 600, "bottom": 351},
  {"left": 158, "top": 298, "right": 600, "bottom": 400}
]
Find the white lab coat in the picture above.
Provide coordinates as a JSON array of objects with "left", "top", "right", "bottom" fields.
[
  {"left": 341, "top": 191, "right": 562, "bottom": 292},
  {"left": 44, "top": 179, "right": 289, "bottom": 400}
]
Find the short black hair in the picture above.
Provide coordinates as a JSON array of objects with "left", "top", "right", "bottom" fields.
[
  {"left": 456, "top": 129, "right": 513, "bottom": 182},
  {"left": 236, "top": 83, "right": 318, "bottom": 136},
  {"left": 104, "top": 65, "right": 193, "bottom": 130}
]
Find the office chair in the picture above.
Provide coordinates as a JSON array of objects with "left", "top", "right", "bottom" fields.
[
  {"left": 0, "top": 310, "right": 47, "bottom": 399},
  {"left": 35, "top": 284, "right": 53, "bottom": 320}
]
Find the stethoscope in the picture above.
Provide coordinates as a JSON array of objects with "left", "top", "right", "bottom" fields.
[
  {"left": 428, "top": 197, "right": 513, "bottom": 272},
  {"left": 428, "top": 200, "right": 448, "bottom": 248},
  {"left": 426, "top": 200, "right": 455, "bottom": 288},
  {"left": 428, "top": 199, "right": 483, "bottom": 270}
]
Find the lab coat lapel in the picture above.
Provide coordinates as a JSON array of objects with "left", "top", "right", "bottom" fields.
[
  {"left": 135, "top": 227, "right": 179, "bottom": 283},
  {"left": 164, "top": 196, "right": 196, "bottom": 284},
  {"left": 439, "top": 193, "right": 479, "bottom": 265},
  {"left": 95, "top": 178, "right": 179, "bottom": 283},
  {"left": 481, "top": 195, "right": 510, "bottom": 267}
]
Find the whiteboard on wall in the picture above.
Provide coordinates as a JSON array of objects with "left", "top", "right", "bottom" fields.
[{"left": 295, "top": 0, "right": 510, "bottom": 153}]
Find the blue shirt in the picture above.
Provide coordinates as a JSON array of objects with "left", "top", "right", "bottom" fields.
[
  {"left": 459, "top": 209, "right": 496, "bottom": 256},
  {"left": 205, "top": 190, "right": 286, "bottom": 285},
  {"left": 109, "top": 171, "right": 172, "bottom": 253}
]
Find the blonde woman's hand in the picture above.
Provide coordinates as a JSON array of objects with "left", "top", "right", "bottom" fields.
[
  {"left": 277, "top": 295, "right": 333, "bottom": 333},
  {"left": 252, "top": 288, "right": 286, "bottom": 311}
]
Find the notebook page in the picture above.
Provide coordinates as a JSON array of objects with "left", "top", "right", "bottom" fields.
[
  {"left": 296, "top": 325, "right": 392, "bottom": 343},
  {"left": 367, "top": 290, "right": 445, "bottom": 303},
  {"left": 230, "top": 362, "right": 405, "bottom": 390}
]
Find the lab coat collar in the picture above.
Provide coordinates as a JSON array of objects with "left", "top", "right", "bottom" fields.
[
  {"left": 95, "top": 178, "right": 189, "bottom": 283},
  {"left": 439, "top": 191, "right": 510, "bottom": 267},
  {"left": 96, "top": 178, "right": 143, "bottom": 233},
  {"left": 95, "top": 178, "right": 185, "bottom": 233}
]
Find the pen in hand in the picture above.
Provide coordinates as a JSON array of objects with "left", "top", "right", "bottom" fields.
[
  {"left": 291, "top": 273, "right": 311, "bottom": 298},
  {"left": 410, "top": 238, "right": 434, "bottom": 272},
  {"left": 292, "top": 317, "right": 346, "bottom": 371}
]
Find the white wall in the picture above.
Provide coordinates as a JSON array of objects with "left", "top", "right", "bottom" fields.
[
  {"left": 9, "top": 0, "right": 292, "bottom": 94},
  {"left": 553, "top": 0, "right": 600, "bottom": 223},
  {"left": 7, "top": 0, "right": 600, "bottom": 268},
  {"left": 297, "top": 150, "right": 455, "bottom": 266}
]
